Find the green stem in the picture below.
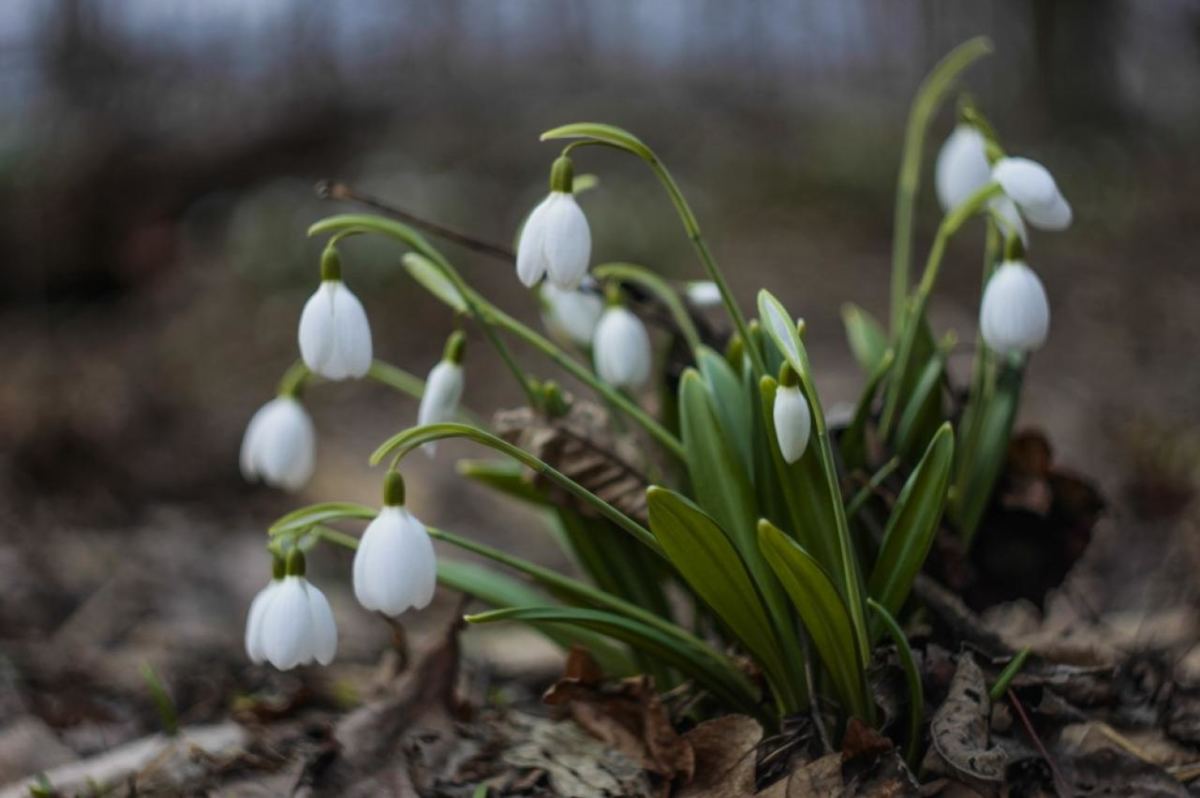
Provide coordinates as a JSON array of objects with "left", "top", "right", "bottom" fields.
[
  {"left": 881, "top": 182, "right": 1002, "bottom": 440},
  {"left": 845, "top": 457, "right": 902, "bottom": 520},
  {"left": 365, "top": 359, "right": 425, "bottom": 400},
  {"left": 371, "top": 421, "right": 663, "bottom": 555},
  {"left": 868, "top": 599, "right": 924, "bottom": 766},
  {"left": 310, "top": 214, "right": 685, "bottom": 460},
  {"left": 276, "top": 360, "right": 311, "bottom": 398},
  {"left": 890, "top": 36, "right": 994, "bottom": 332},
  {"left": 989, "top": 646, "right": 1031, "bottom": 701},
  {"left": 560, "top": 139, "right": 766, "bottom": 377}
]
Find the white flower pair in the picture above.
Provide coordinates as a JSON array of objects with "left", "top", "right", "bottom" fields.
[{"left": 244, "top": 553, "right": 337, "bottom": 670}]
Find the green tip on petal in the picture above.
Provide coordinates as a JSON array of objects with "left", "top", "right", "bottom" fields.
[
  {"left": 549, "top": 156, "right": 575, "bottom": 193},
  {"left": 320, "top": 244, "right": 342, "bottom": 281},
  {"left": 285, "top": 548, "right": 307, "bottom": 577},
  {"left": 444, "top": 330, "right": 467, "bottom": 364},
  {"left": 1003, "top": 233, "right": 1025, "bottom": 262},
  {"left": 271, "top": 555, "right": 286, "bottom": 581},
  {"left": 779, "top": 362, "right": 800, "bottom": 388},
  {"left": 383, "top": 470, "right": 406, "bottom": 507}
]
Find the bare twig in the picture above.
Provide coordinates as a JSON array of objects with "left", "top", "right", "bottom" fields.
[{"left": 1007, "top": 688, "right": 1071, "bottom": 796}]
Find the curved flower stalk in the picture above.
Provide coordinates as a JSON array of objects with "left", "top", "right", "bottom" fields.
[
  {"left": 245, "top": 551, "right": 337, "bottom": 670},
  {"left": 593, "top": 300, "right": 652, "bottom": 390},
  {"left": 353, "top": 472, "right": 437, "bottom": 616},
  {"left": 417, "top": 332, "right": 466, "bottom": 456},
  {"left": 240, "top": 395, "right": 316, "bottom": 492},
  {"left": 516, "top": 156, "right": 592, "bottom": 289},
  {"left": 979, "top": 258, "right": 1050, "bottom": 356},
  {"left": 298, "top": 246, "right": 373, "bottom": 380}
]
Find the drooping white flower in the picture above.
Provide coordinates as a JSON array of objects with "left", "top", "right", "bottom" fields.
[
  {"left": 239, "top": 396, "right": 316, "bottom": 492},
  {"left": 249, "top": 553, "right": 337, "bottom": 670},
  {"left": 935, "top": 124, "right": 992, "bottom": 213},
  {"left": 979, "top": 259, "right": 1050, "bottom": 356},
  {"left": 685, "top": 281, "right": 723, "bottom": 308},
  {"left": 416, "top": 333, "right": 465, "bottom": 457},
  {"left": 298, "top": 279, "right": 372, "bottom": 380},
  {"left": 540, "top": 282, "right": 604, "bottom": 346},
  {"left": 772, "top": 371, "right": 812, "bottom": 464},
  {"left": 991, "top": 157, "right": 1072, "bottom": 231},
  {"left": 593, "top": 305, "right": 652, "bottom": 389},
  {"left": 516, "top": 156, "right": 591, "bottom": 289},
  {"left": 353, "top": 473, "right": 437, "bottom": 616}
]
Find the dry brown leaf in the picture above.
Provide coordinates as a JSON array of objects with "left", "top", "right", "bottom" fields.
[
  {"left": 924, "top": 653, "right": 1006, "bottom": 791},
  {"left": 676, "top": 715, "right": 763, "bottom": 798},
  {"left": 757, "top": 753, "right": 842, "bottom": 797},
  {"left": 840, "top": 717, "right": 894, "bottom": 763}
]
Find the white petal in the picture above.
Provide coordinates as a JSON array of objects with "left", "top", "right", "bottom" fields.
[
  {"left": 298, "top": 282, "right": 336, "bottom": 377},
  {"left": 244, "top": 581, "right": 279, "bottom": 664},
  {"left": 244, "top": 397, "right": 316, "bottom": 492},
  {"left": 542, "top": 193, "right": 591, "bottom": 290},
  {"left": 540, "top": 283, "right": 604, "bottom": 346},
  {"left": 330, "top": 283, "right": 373, "bottom": 378},
  {"left": 1021, "top": 191, "right": 1072, "bottom": 231},
  {"left": 417, "top": 361, "right": 464, "bottom": 456},
  {"left": 353, "top": 508, "right": 397, "bottom": 612},
  {"left": 935, "top": 125, "right": 991, "bottom": 212},
  {"left": 593, "top": 307, "right": 651, "bottom": 389},
  {"left": 305, "top": 582, "right": 338, "bottom": 666},
  {"left": 516, "top": 196, "right": 553, "bottom": 287},
  {"left": 993, "top": 157, "right": 1070, "bottom": 231},
  {"left": 773, "top": 385, "right": 812, "bottom": 464},
  {"left": 979, "top": 260, "right": 1050, "bottom": 355},
  {"left": 685, "top": 281, "right": 723, "bottom": 308},
  {"left": 239, "top": 403, "right": 273, "bottom": 482},
  {"left": 260, "top": 577, "right": 313, "bottom": 670}
]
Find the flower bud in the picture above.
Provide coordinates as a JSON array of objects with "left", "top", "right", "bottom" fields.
[
  {"left": 353, "top": 505, "right": 437, "bottom": 617},
  {"left": 539, "top": 282, "right": 604, "bottom": 346},
  {"left": 979, "top": 259, "right": 1050, "bottom": 355},
  {"left": 593, "top": 305, "right": 652, "bottom": 389},
  {"left": 417, "top": 334, "right": 465, "bottom": 456},
  {"left": 240, "top": 396, "right": 316, "bottom": 492},
  {"left": 298, "top": 276, "right": 372, "bottom": 380},
  {"left": 516, "top": 158, "right": 592, "bottom": 289},
  {"left": 991, "top": 157, "right": 1072, "bottom": 231},
  {"left": 773, "top": 366, "right": 812, "bottom": 464},
  {"left": 935, "top": 124, "right": 991, "bottom": 213}
]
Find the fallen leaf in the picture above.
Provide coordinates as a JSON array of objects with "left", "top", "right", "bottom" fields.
[
  {"left": 924, "top": 653, "right": 1006, "bottom": 790},
  {"left": 676, "top": 715, "right": 762, "bottom": 798}
]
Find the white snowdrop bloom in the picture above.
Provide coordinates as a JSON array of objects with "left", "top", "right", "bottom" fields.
[
  {"left": 516, "top": 156, "right": 591, "bottom": 289},
  {"left": 540, "top": 283, "right": 604, "bottom": 346},
  {"left": 991, "top": 157, "right": 1072, "bottom": 231},
  {"left": 979, "top": 259, "right": 1050, "bottom": 356},
  {"left": 244, "top": 577, "right": 282, "bottom": 665},
  {"left": 685, "top": 281, "right": 723, "bottom": 308},
  {"left": 416, "top": 333, "right": 465, "bottom": 456},
  {"left": 989, "top": 195, "right": 1029, "bottom": 245},
  {"left": 935, "top": 124, "right": 992, "bottom": 213},
  {"left": 252, "top": 553, "right": 337, "bottom": 670},
  {"left": 239, "top": 396, "right": 316, "bottom": 492},
  {"left": 298, "top": 278, "right": 373, "bottom": 380},
  {"left": 593, "top": 305, "right": 652, "bottom": 389},
  {"left": 353, "top": 474, "right": 437, "bottom": 616},
  {"left": 773, "top": 373, "right": 812, "bottom": 464}
]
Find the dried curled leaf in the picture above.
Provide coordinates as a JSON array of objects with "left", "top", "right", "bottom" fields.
[
  {"left": 494, "top": 401, "right": 650, "bottom": 523},
  {"left": 925, "top": 652, "right": 1007, "bottom": 787}
]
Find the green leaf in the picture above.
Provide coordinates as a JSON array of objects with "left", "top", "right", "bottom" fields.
[
  {"left": 893, "top": 352, "right": 946, "bottom": 462},
  {"left": 867, "top": 599, "right": 923, "bottom": 766},
  {"left": 841, "top": 349, "right": 894, "bottom": 471},
  {"left": 468, "top": 606, "right": 765, "bottom": 721},
  {"left": 695, "top": 346, "right": 755, "bottom": 475},
  {"left": 437, "top": 558, "right": 635, "bottom": 675},
  {"left": 593, "top": 262, "right": 701, "bottom": 351},
  {"left": 757, "top": 520, "right": 872, "bottom": 722},
  {"left": 646, "top": 487, "right": 793, "bottom": 705},
  {"left": 540, "top": 122, "right": 655, "bottom": 163},
  {"left": 868, "top": 423, "right": 954, "bottom": 628},
  {"left": 841, "top": 303, "right": 889, "bottom": 374},
  {"left": 269, "top": 502, "right": 377, "bottom": 535},
  {"left": 457, "top": 459, "right": 550, "bottom": 506},
  {"left": 402, "top": 252, "right": 467, "bottom": 312}
]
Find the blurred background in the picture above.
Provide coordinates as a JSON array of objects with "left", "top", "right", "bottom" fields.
[{"left": 2, "top": 0, "right": 1199, "bottom": 786}]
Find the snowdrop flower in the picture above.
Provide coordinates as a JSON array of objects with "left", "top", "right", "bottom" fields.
[
  {"left": 248, "top": 551, "right": 337, "bottom": 670},
  {"left": 298, "top": 246, "right": 372, "bottom": 380},
  {"left": 539, "top": 281, "right": 604, "bottom": 346},
  {"left": 516, "top": 156, "right": 591, "bottom": 290},
  {"left": 979, "top": 259, "right": 1050, "bottom": 356},
  {"left": 935, "top": 124, "right": 992, "bottom": 213},
  {"left": 416, "top": 332, "right": 465, "bottom": 456},
  {"left": 991, "top": 157, "right": 1072, "bottom": 232},
  {"left": 773, "top": 366, "right": 812, "bottom": 464},
  {"left": 244, "top": 558, "right": 285, "bottom": 664},
  {"left": 685, "top": 281, "right": 723, "bottom": 308},
  {"left": 353, "top": 472, "right": 437, "bottom": 616},
  {"left": 593, "top": 299, "right": 651, "bottom": 390},
  {"left": 239, "top": 395, "right": 316, "bottom": 492}
]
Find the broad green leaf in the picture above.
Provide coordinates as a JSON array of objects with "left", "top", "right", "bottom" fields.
[
  {"left": 841, "top": 303, "right": 889, "bottom": 374},
  {"left": 696, "top": 346, "right": 754, "bottom": 474},
  {"left": 951, "top": 361, "right": 1024, "bottom": 545},
  {"left": 868, "top": 423, "right": 954, "bottom": 628},
  {"left": 269, "top": 502, "right": 376, "bottom": 535},
  {"left": 539, "top": 122, "right": 655, "bottom": 163},
  {"left": 841, "top": 349, "right": 894, "bottom": 471},
  {"left": 646, "top": 487, "right": 790, "bottom": 700},
  {"left": 437, "top": 558, "right": 635, "bottom": 675},
  {"left": 867, "top": 599, "right": 923, "bottom": 765},
  {"left": 467, "top": 606, "right": 764, "bottom": 720},
  {"left": 457, "top": 459, "right": 550, "bottom": 506},
  {"left": 403, "top": 252, "right": 467, "bottom": 312},
  {"left": 894, "top": 352, "right": 946, "bottom": 462},
  {"left": 555, "top": 509, "right": 672, "bottom": 622},
  {"left": 593, "top": 262, "right": 701, "bottom": 351},
  {"left": 756, "top": 290, "right": 870, "bottom": 665},
  {"left": 757, "top": 521, "right": 872, "bottom": 722}
]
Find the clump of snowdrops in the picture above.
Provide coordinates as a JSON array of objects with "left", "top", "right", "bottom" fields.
[{"left": 240, "top": 37, "right": 1069, "bottom": 757}]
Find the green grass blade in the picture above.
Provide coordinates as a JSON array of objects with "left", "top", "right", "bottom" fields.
[
  {"left": 867, "top": 599, "right": 924, "bottom": 766},
  {"left": 842, "top": 303, "right": 889, "bottom": 374}
]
